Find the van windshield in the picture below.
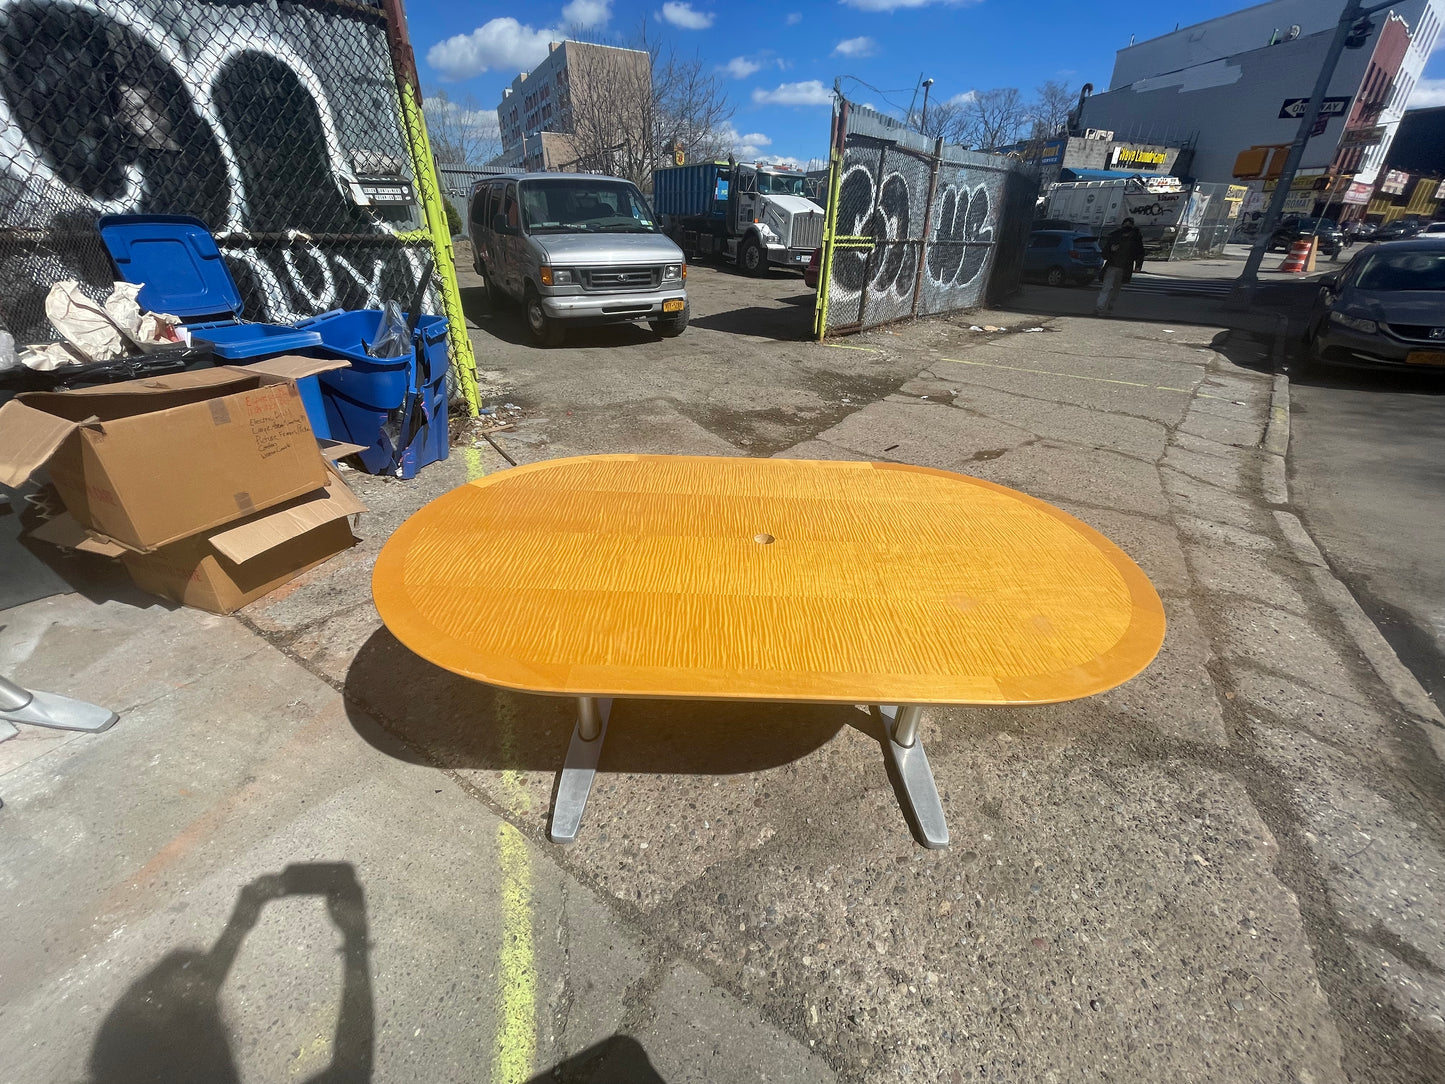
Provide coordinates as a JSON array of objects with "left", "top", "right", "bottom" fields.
[{"left": 519, "top": 179, "right": 659, "bottom": 234}]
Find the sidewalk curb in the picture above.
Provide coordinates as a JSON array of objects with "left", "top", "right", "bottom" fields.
[{"left": 1263, "top": 367, "right": 1444, "bottom": 729}]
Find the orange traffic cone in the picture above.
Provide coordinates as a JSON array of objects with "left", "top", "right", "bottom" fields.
[{"left": 1277, "top": 237, "right": 1314, "bottom": 273}]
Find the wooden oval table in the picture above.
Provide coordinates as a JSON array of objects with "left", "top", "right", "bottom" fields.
[{"left": 372, "top": 455, "right": 1166, "bottom": 847}]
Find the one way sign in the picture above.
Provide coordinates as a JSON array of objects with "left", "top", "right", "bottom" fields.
[{"left": 1279, "top": 96, "right": 1351, "bottom": 119}]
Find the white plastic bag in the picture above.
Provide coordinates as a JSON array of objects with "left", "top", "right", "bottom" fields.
[{"left": 44, "top": 280, "right": 125, "bottom": 362}]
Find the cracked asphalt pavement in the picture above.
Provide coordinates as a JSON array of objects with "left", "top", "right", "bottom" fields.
[{"left": 2, "top": 257, "right": 1442, "bottom": 1084}]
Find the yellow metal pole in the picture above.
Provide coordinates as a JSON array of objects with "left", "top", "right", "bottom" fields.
[
  {"left": 382, "top": 0, "right": 480, "bottom": 416},
  {"left": 814, "top": 100, "right": 850, "bottom": 341}
]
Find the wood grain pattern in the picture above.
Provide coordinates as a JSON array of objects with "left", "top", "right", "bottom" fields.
[{"left": 372, "top": 455, "right": 1165, "bottom": 705}]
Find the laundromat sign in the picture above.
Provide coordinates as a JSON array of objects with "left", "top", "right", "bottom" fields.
[{"left": 1109, "top": 146, "right": 1168, "bottom": 171}]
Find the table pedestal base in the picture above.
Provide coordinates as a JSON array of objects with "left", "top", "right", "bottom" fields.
[
  {"left": 549, "top": 697, "right": 612, "bottom": 844},
  {"left": 545, "top": 698, "right": 949, "bottom": 849},
  {"left": 879, "top": 705, "right": 949, "bottom": 849}
]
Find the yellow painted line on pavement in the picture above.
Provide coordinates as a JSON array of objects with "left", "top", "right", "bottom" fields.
[
  {"left": 820, "top": 341, "right": 883, "bottom": 353},
  {"left": 462, "top": 445, "right": 487, "bottom": 482},
  {"left": 938, "top": 355, "right": 1222, "bottom": 398},
  {"left": 492, "top": 821, "right": 536, "bottom": 1084}
]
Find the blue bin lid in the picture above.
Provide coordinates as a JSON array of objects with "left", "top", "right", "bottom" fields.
[{"left": 96, "top": 214, "right": 243, "bottom": 320}]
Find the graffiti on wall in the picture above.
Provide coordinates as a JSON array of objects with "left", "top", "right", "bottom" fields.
[
  {"left": 819, "top": 113, "right": 1035, "bottom": 335},
  {"left": 0, "top": 0, "right": 429, "bottom": 341}
]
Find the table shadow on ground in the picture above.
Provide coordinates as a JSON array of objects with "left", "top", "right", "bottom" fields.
[
  {"left": 85, "top": 863, "right": 373, "bottom": 1084},
  {"left": 526, "top": 1036, "right": 667, "bottom": 1083},
  {"left": 343, "top": 626, "right": 855, "bottom": 776}
]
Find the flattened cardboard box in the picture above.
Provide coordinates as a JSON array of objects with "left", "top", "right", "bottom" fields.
[
  {"left": 0, "top": 356, "right": 348, "bottom": 553},
  {"left": 33, "top": 464, "right": 366, "bottom": 615}
]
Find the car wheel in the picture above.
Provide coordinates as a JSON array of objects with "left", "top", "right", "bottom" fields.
[
  {"left": 648, "top": 302, "right": 690, "bottom": 338},
  {"left": 524, "top": 287, "right": 565, "bottom": 347},
  {"left": 1293, "top": 321, "right": 1323, "bottom": 379},
  {"left": 740, "top": 236, "right": 767, "bottom": 277},
  {"left": 484, "top": 267, "right": 507, "bottom": 309},
  {"left": 1045, "top": 265, "right": 1066, "bottom": 287}
]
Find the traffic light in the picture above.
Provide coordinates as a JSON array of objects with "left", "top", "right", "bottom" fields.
[{"left": 1345, "top": 17, "right": 1373, "bottom": 48}]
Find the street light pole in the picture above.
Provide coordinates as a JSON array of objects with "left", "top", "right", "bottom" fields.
[
  {"left": 919, "top": 78, "right": 934, "bottom": 134},
  {"left": 1235, "top": 0, "right": 1383, "bottom": 295}
]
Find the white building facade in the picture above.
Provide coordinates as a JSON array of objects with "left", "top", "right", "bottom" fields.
[{"left": 1080, "top": 0, "right": 1443, "bottom": 217}]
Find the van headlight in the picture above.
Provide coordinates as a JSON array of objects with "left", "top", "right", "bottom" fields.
[
  {"left": 1329, "top": 310, "right": 1377, "bottom": 334},
  {"left": 663, "top": 264, "right": 684, "bottom": 281},
  {"left": 539, "top": 267, "right": 573, "bottom": 286}
]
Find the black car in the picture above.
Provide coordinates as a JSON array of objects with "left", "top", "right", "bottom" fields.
[
  {"left": 1301, "top": 238, "right": 1445, "bottom": 376},
  {"left": 1270, "top": 216, "right": 1343, "bottom": 257},
  {"left": 1372, "top": 219, "right": 1421, "bottom": 242}
]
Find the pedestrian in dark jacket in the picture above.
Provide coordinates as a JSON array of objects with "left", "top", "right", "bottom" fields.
[{"left": 1095, "top": 218, "right": 1146, "bottom": 316}]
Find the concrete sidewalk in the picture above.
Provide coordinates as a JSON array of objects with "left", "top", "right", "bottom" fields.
[{"left": 2, "top": 277, "right": 1443, "bottom": 1083}]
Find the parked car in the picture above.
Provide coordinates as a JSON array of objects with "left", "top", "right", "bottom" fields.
[
  {"left": 1419, "top": 221, "right": 1445, "bottom": 236},
  {"left": 468, "top": 172, "right": 688, "bottom": 347},
  {"left": 1022, "top": 230, "right": 1103, "bottom": 287},
  {"left": 804, "top": 246, "right": 821, "bottom": 290},
  {"left": 1269, "top": 216, "right": 1343, "bottom": 257},
  {"left": 1372, "top": 219, "right": 1421, "bottom": 242},
  {"left": 1301, "top": 238, "right": 1445, "bottom": 375},
  {"left": 1031, "top": 218, "right": 1076, "bottom": 232}
]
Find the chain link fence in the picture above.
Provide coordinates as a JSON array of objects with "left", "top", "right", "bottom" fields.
[
  {"left": 815, "top": 100, "right": 1038, "bottom": 338},
  {"left": 1162, "top": 183, "right": 1239, "bottom": 261},
  {"left": 0, "top": 0, "right": 477, "bottom": 410}
]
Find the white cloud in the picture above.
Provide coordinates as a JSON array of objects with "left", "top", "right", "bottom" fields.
[
  {"left": 786, "top": 11, "right": 802, "bottom": 23},
  {"left": 723, "top": 56, "right": 762, "bottom": 78},
  {"left": 660, "top": 2, "right": 714, "bottom": 29},
  {"left": 948, "top": 90, "right": 977, "bottom": 105},
  {"left": 426, "top": 96, "right": 502, "bottom": 138},
  {"left": 716, "top": 123, "right": 774, "bottom": 159},
  {"left": 561, "top": 0, "right": 611, "bottom": 27},
  {"left": 1408, "top": 77, "right": 1445, "bottom": 107},
  {"left": 751, "top": 80, "right": 833, "bottom": 106},
  {"left": 833, "top": 36, "right": 877, "bottom": 58},
  {"left": 427, "top": 18, "right": 556, "bottom": 80}
]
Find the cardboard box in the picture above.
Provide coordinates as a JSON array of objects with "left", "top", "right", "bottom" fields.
[
  {"left": 0, "top": 356, "right": 347, "bottom": 552},
  {"left": 32, "top": 464, "right": 366, "bottom": 614}
]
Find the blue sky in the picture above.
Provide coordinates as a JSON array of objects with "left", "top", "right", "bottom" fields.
[{"left": 408, "top": 0, "right": 1445, "bottom": 166}]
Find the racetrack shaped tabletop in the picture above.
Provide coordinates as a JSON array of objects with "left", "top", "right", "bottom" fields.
[{"left": 371, "top": 454, "right": 1166, "bottom": 708}]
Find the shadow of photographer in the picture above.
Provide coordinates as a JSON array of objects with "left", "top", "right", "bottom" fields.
[{"left": 87, "top": 863, "right": 373, "bottom": 1084}]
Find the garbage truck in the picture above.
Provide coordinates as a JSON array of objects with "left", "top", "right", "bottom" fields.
[
  {"left": 652, "top": 160, "right": 825, "bottom": 276},
  {"left": 1043, "top": 177, "right": 1191, "bottom": 256}
]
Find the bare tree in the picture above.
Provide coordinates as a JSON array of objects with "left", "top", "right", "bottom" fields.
[
  {"left": 960, "top": 87, "right": 1027, "bottom": 151},
  {"left": 919, "top": 99, "right": 971, "bottom": 145},
  {"left": 1028, "top": 80, "right": 1076, "bottom": 139},
  {"left": 421, "top": 88, "right": 501, "bottom": 167},
  {"left": 554, "top": 21, "right": 733, "bottom": 187}
]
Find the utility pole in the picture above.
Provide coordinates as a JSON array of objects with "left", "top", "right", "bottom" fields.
[
  {"left": 1234, "top": 0, "right": 1388, "bottom": 296},
  {"left": 919, "top": 78, "right": 934, "bottom": 134}
]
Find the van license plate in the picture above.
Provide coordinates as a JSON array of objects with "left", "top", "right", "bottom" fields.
[
  {"left": 663, "top": 299, "right": 685, "bottom": 312},
  {"left": 1406, "top": 350, "right": 1445, "bottom": 366}
]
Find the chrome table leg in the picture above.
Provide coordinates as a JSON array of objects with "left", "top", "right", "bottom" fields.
[
  {"left": 879, "top": 704, "right": 949, "bottom": 849},
  {"left": 549, "top": 696, "right": 612, "bottom": 844},
  {"left": 0, "top": 675, "right": 118, "bottom": 738}
]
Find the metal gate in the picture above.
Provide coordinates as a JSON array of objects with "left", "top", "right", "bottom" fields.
[{"left": 815, "top": 99, "right": 1038, "bottom": 338}]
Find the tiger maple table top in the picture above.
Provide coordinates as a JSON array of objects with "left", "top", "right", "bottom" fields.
[{"left": 371, "top": 455, "right": 1165, "bottom": 705}]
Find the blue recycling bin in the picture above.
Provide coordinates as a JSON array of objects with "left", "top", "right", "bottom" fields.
[
  {"left": 96, "top": 214, "right": 330, "bottom": 437},
  {"left": 296, "top": 309, "right": 451, "bottom": 478}
]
